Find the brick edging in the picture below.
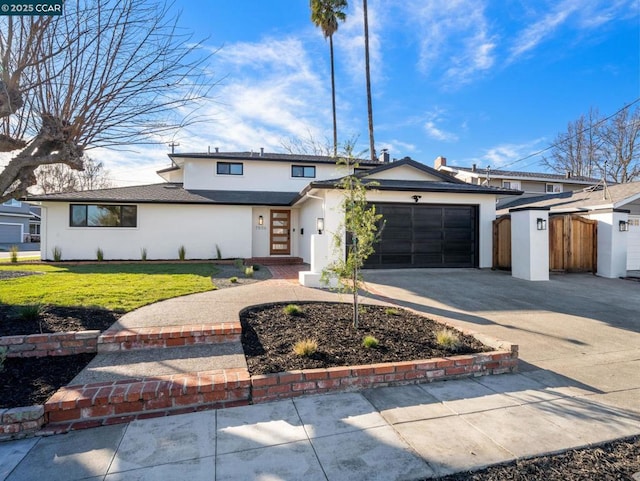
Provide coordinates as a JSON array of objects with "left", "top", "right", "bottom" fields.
[
  {"left": 0, "top": 406, "right": 45, "bottom": 439},
  {"left": 0, "top": 330, "right": 100, "bottom": 358},
  {"left": 250, "top": 348, "right": 518, "bottom": 404}
]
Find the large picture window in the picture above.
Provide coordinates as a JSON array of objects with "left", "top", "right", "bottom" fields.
[
  {"left": 291, "top": 165, "right": 316, "bottom": 178},
  {"left": 70, "top": 204, "right": 137, "bottom": 227},
  {"left": 216, "top": 162, "right": 243, "bottom": 175}
]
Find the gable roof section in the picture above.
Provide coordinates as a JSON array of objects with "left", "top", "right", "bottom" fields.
[
  {"left": 361, "top": 157, "right": 467, "bottom": 183},
  {"left": 440, "top": 165, "right": 601, "bottom": 185},
  {"left": 26, "top": 183, "right": 299, "bottom": 206},
  {"left": 497, "top": 182, "right": 640, "bottom": 213}
]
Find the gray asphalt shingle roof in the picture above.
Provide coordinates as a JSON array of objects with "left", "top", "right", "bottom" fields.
[
  {"left": 308, "top": 178, "right": 517, "bottom": 195},
  {"left": 27, "top": 183, "right": 299, "bottom": 206},
  {"left": 169, "top": 151, "right": 381, "bottom": 166},
  {"left": 447, "top": 166, "right": 600, "bottom": 184}
]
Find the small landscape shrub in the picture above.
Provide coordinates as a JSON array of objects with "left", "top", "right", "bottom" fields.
[
  {"left": 436, "top": 328, "right": 461, "bottom": 351},
  {"left": 362, "top": 335, "right": 379, "bottom": 349},
  {"left": 244, "top": 266, "right": 254, "bottom": 278},
  {"left": 234, "top": 258, "right": 244, "bottom": 270},
  {"left": 18, "top": 304, "right": 42, "bottom": 322},
  {"left": 96, "top": 247, "right": 104, "bottom": 262},
  {"left": 293, "top": 339, "right": 318, "bottom": 357},
  {"left": 252, "top": 264, "right": 260, "bottom": 271},
  {"left": 283, "top": 304, "right": 303, "bottom": 316},
  {"left": 9, "top": 245, "right": 18, "bottom": 263},
  {"left": 215, "top": 244, "right": 222, "bottom": 260},
  {"left": 178, "top": 245, "right": 186, "bottom": 261},
  {"left": 229, "top": 276, "right": 238, "bottom": 283},
  {"left": 0, "top": 346, "right": 6, "bottom": 372},
  {"left": 140, "top": 247, "right": 148, "bottom": 261},
  {"left": 384, "top": 308, "right": 400, "bottom": 316},
  {"left": 52, "top": 246, "right": 62, "bottom": 262}
]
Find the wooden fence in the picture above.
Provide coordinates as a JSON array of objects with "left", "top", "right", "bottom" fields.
[{"left": 492, "top": 214, "right": 597, "bottom": 273}]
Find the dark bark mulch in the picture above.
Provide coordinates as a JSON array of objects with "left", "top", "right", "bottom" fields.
[
  {"left": 0, "top": 354, "right": 96, "bottom": 408},
  {"left": 0, "top": 305, "right": 120, "bottom": 408},
  {"left": 240, "top": 302, "right": 490, "bottom": 375},
  {"left": 435, "top": 435, "right": 640, "bottom": 481},
  {"left": 0, "top": 304, "right": 121, "bottom": 336}
]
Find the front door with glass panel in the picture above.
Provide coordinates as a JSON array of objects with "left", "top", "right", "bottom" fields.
[{"left": 270, "top": 210, "right": 290, "bottom": 255}]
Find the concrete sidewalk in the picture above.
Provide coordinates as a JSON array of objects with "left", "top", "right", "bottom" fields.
[{"left": 1, "top": 269, "right": 639, "bottom": 480}]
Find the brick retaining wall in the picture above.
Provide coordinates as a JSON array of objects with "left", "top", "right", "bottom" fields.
[
  {"left": 251, "top": 348, "right": 518, "bottom": 404},
  {"left": 0, "top": 330, "right": 99, "bottom": 358}
]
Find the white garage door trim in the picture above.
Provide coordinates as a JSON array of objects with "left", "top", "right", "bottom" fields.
[{"left": 627, "top": 215, "right": 640, "bottom": 270}]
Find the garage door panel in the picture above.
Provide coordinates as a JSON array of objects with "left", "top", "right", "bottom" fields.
[{"left": 364, "top": 203, "right": 478, "bottom": 269}]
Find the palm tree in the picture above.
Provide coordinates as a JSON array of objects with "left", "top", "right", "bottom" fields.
[
  {"left": 310, "top": 0, "right": 347, "bottom": 157},
  {"left": 362, "top": 0, "right": 375, "bottom": 161}
]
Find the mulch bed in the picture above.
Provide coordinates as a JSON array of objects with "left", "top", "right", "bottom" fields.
[
  {"left": 436, "top": 435, "right": 640, "bottom": 481},
  {"left": 240, "top": 302, "right": 490, "bottom": 375},
  {"left": 0, "top": 304, "right": 121, "bottom": 336},
  {"left": 0, "top": 305, "right": 119, "bottom": 408},
  {"left": 1, "top": 354, "right": 96, "bottom": 408}
]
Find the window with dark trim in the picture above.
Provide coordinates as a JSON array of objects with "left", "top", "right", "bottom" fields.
[
  {"left": 291, "top": 165, "right": 316, "bottom": 178},
  {"left": 70, "top": 204, "right": 137, "bottom": 227},
  {"left": 216, "top": 162, "right": 243, "bottom": 175}
]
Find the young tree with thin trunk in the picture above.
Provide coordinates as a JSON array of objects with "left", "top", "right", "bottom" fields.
[
  {"left": 362, "top": 0, "right": 376, "bottom": 162},
  {"left": 0, "top": 0, "right": 213, "bottom": 203},
  {"left": 310, "top": 0, "right": 347, "bottom": 158},
  {"left": 322, "top": 147, "right": 383, "bottom": 329}
]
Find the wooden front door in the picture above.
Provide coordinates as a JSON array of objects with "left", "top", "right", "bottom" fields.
[{"left": 270, "top": 210, "right": 291, "bottom": 255}]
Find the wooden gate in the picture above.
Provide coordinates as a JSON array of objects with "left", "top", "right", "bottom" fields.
[
  {"left": 549, "top": 214, "right": 597, "bottom": 272},
  {"left": 492, "top": 215, "right": 511, "bottom": 270}
]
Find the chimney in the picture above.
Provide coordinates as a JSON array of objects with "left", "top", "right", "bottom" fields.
[
  {"left": 472, "top": 163, "right": 477, "bottom": 172},
  {"left": 565, "top": 171, "right": 571, "bottom": 179},
  {"left": 215, "top": 147, "right": 219, "bottom": 153},
  {"left": 260, "top": 147, "right": 264, "bottom": 156},
  {"left": 434, "top": 156, "right": 447, "bottom": 169},
  {"left": 380, "top": 149, "right": 390, "bottom": 163}
]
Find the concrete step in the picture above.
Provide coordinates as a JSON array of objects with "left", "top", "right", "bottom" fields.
[{"left": 98, "top": 323, "right": 241, "bottom": 352}]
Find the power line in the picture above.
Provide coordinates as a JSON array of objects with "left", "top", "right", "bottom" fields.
[{"left": 497, "top": 97, "right": 640, "bottom": 170}]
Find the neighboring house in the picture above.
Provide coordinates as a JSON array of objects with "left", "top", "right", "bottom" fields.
[
  {"left": 434, "top": 156, "right": 601, "bottom": 208},
  {"left": 29, "top": 205, "right": 41, "bottom": 242},
  {"left": 26, "top": 151, "right": 516, "bottom": 281},
  {"left": 497, "top": 182, "right": 640, "bottom": 271},
  {"left": 0, "top": 199, "right": 32, "bottom": 243}
]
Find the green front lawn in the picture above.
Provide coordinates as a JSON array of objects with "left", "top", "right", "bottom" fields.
[{"left": 0, "top": 263, "right": 219, "bottom": 312}]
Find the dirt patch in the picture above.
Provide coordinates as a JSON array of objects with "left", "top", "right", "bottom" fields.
[
  {"left": 0, "top": 354, "right": 96, "bottom": 408},
  {"left": 210, "top": 264, "right": 272, "bottom": 289},
  {"left": 437, "top": 435, "right": 640, "bottom": 481},
  {"left": 240, "top": 302, "right": 490, "bottom": 375},
  {"left": 0, "top": 305, "right": 121, "bottom": 336}
]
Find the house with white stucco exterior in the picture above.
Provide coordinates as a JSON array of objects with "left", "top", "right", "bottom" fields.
[{"left": 26, "top": 150, "right": 517, "bottom": 284}]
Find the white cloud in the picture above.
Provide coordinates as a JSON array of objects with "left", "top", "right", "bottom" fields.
[
  {"left": 402, "top": 0, "right": 496, "bottom": 87},
  {"left": 465, "top": 138, "right": 547, "bottom": 169},
  {"left": 423, "top": 109, "right": 459, "bottom": 142}
]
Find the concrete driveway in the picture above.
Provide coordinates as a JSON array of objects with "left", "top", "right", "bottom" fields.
[{"left": 363, "top": 268, "right": 640, "bottom": 415}]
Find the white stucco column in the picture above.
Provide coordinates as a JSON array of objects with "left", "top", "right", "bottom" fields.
[
  {"left": 510, "top": 207, "right": 550, "bottom": 281},
  {"left": 299, "top": 191, "right": 342, "bottom": 288},
  {"left": 587, "top": 209, "right": 629, "bottom": 278}
]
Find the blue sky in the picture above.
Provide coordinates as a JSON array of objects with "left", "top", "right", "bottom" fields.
[{"left": 103, "top": 0, "right": 640, "bottom": 185}]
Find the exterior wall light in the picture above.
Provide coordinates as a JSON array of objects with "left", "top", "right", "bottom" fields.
[
  {"left": 258, "top": 215, "right": 264, "bottom": 226},
  {"left": 619, "top": 220, "right": 629, "bottom": 232},
  {"left": 412, "top": 195, "right": 422, "bottom": 203},
  {"left": 316, "top": 217, "right": 324, "bottom": 235},
  {"left": 536, "top": 218, "right": 547, "bottom": 231}
]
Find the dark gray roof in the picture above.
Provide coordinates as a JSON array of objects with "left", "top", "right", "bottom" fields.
[
  {"left": 447, "top": 166, "right": 601, "bottom": 183},
  {"left": 169, "top": 151, "right": 381, "bottom": 166},
  {"left": 27, "top": 183, "right": 299, "bottom": 206},
  {"left": 361, "top": 157, "right": 468, "bottom": 184},
  {"left": 307, "top": 178, "right": 518, "bottom": 195}
]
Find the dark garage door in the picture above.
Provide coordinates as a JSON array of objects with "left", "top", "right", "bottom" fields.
[{"left": 364, "top": 203, "right": 478, "bottom": 268}]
